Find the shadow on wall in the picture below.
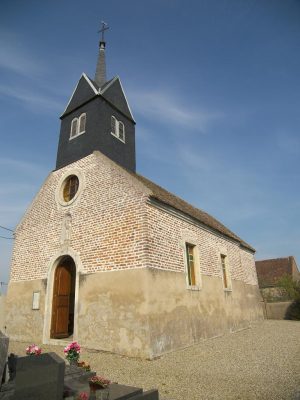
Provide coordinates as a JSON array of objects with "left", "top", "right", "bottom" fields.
[{"left": 285, "top": 300, "right": 300, "bottom": 320}]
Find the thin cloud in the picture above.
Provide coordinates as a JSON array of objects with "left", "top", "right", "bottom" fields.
[
  {"left": 178, "top": 146, "right": 212, "bottom": 172},
  {"left": 173, "top": 143, "right": 271, "bottom": 223},
  {"left": 276, "top": 131, "right": 300, "bottom": 156},
  {"left": 129, "top": 89, "right": 223, "bottom": 131},
  {"left": 0, "top": 30, "right": 46, "bottom": 78},
  {"left": 0, "top": 158, "right": 46, "bottom": 230},
  {"left": 0, "top": 84, "right": 63, "bottom": 112},
  {"left": 0, "top": 29, "right": 66, "bottom": 112},
  {"left": 0, "top": 157, "right": 48, "bottom": 176}
]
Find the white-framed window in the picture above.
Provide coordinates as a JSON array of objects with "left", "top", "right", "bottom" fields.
[
  {"left": 220, "top": 254, "right": 232, "bottom": 291},
  {"left": 70, "top": 113, "right": 86, "bottom": 139},
  {"left": 111, "top": 115, "right": 125, "bottom": 143},
  {"left": 184, "top": 243, "right": 201, "bottom": 290},
  {"left": 70, "top": 118, "right": 78, "bottom": 138},
  {"left": 78, "top": 113, "right": 86, "bottom": 134}
]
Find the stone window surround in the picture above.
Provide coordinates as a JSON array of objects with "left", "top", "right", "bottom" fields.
[
  {"left": 55, "top": 169, "right": 85, "bottom": 207},
  {"left": 181, "top": 235, "right": 202, "bottom": 291},
  {"left": 219, "top": 246, "right": 232, "bottom": 292}
]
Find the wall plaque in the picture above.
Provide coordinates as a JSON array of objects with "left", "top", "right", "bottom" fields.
[{"left": 32, "top": 291, "right": 40, "bottom": 310}]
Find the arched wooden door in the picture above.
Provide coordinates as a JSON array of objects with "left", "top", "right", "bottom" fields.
[{"left": 50, "top": 257, "right": 75, "bottom": 339}]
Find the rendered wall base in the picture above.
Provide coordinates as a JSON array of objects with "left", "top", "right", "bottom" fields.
[
  {"left": 5, "top": 279, "right": 46, "bottom": 342},
  {"left": 5, "top": 269, "right": 264, "bottom": 358},
  {"left": 146, "top": 269, "right": 264, "bottom": 358},
  {"left": 0, "top": 295, "right": 6, "bottom": 332},
  {"left": 263, "top": 301, "right": 293, "bottom": 320}
]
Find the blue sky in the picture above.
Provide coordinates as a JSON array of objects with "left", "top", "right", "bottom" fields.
[{"left": 1, "top": 0, "right": 300, "bottom": 288}]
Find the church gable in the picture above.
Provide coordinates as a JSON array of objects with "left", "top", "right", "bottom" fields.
[
  {"left": 62, "top": 74, "right": 98, "bottom": 117},
  {"left": 101, "top": 77, "right": 134, "bottom": 121},
  {"left": 10, "top": 152, "right": 149, "bottom": 282}
]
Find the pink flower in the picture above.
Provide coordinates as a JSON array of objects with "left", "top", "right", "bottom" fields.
[
  {"left": 26, "top": 344, "right": 42, "bottom": 355},
  {"left": 89, "top": 376, "right": 111, "bottom": 387}
]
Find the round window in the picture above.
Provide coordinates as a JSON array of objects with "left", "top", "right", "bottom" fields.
[{"left": 62, "top": 175, "right": 79, "bottom": 202}]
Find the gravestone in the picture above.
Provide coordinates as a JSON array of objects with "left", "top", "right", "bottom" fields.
[
  {"left": 14, "top": 352, "right": 65, "bottom": 400},
  {"left": 63, "top": 364, "right": 95, "bottom": 398},
  {"left": 104, "top": 383, "right": 143, "bottom": 400},
  {"left": 0, "top": 332, "right": 9, "bottom": 387},
  {"left": 7, "top": 354, "right": 17, "bottom": 381},
  {"left": 128, "top": 389, "right": 159, "bottom": 400}
]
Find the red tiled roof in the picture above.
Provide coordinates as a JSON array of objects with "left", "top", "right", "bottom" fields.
[{"left": 255, "top": 257, "right": 293, "bottom": 287}]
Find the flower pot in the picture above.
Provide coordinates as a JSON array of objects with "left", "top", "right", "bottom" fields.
[{"left": 69, "top": 359, "right": 78, "bottom": 367}]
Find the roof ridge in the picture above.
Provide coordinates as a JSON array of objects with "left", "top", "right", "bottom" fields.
[{"left": 256, "top": 257, "right": 291, "bottom": 262}]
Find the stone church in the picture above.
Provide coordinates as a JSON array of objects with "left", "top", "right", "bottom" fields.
[{"left": 6, "top": 31, "right": 263, "bottom": 359}]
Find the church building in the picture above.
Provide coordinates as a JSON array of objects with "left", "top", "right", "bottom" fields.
[{"left": 6, "top": 28, "right": 263, "bottom": 359}]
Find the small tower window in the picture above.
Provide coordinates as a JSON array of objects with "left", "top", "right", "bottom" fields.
[
  {"left": 111, "top": 115, "right": 125, "bottom": 143},
  {"left": 118, "top": 121, "right": 125, "bottom": 141},
  {"left": 63, "top": 175, "right": 79, "bottom": 202},
  {"left": 70, "top": 113, "right": 86, "bottom": 139},
  {"left": 70, "top": 118, "right": 78, "bottom": 138},
  {"left": 78, "top": 113, "right": 86, "bottom": 134},
  {"left": 111, "top": 116, "right": 116, "bottom": 135}
]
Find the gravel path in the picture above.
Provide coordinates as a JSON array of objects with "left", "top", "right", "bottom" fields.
[{"left": 8, "top": 320, "right": 300, "bottom": 400}]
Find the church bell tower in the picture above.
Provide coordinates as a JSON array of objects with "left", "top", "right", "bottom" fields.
[{"left": 56, "top": 22, "right": 136, "bottom": 172}]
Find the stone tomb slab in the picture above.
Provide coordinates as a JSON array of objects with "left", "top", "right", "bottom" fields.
[
  {"left": 108, "top": 383, "right": 143, "bottom": 400},
  {"left": 64, "top": 381, "right": 143, "bottom": 400},
  {"left": 126, "top": 389, "right": 159, "bottom": 400},
  {"left": 0, "top": 331, "right": 9, "bottom": 387},
  {"left": 14, "top": 352, "right": 65, "bottom": 400}
]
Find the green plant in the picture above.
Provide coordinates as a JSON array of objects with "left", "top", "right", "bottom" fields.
[
  {"left": 277, "top": 275, "right": 300, "bottom": 320},
  {"left": 277, "top": 275, "right": 300, "bottom": 301}
]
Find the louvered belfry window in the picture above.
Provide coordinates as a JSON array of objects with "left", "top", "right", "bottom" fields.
[
  {"left": 186, "top": 244, "right": 196, "bottom": 286},
  {"left": 63, "top": 175, "right": 79, "bottom": 202}
]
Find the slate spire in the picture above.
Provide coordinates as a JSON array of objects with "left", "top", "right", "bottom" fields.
[{"left": 95, "top": 21, "right": 109, "bottom": 87}]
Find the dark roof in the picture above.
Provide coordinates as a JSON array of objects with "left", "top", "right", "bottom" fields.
[
  {"left": 61, "top": 75, "right": 134, "bottom": 121},
  {"left": 88, "top": 76, "right": 115, "bottom": 93},
  {"left": 99, "top": 77, "right": 115, "bottom": 92},
  {"left": 133, "top": 173, "right": 255, "bottom": 252}
]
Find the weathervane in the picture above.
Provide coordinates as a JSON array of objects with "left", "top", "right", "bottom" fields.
[{"left": 98, "top": 21, "right": 109, "bottom": 42}]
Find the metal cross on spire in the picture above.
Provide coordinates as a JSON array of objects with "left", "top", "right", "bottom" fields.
[{"left": 98, "top": 21, "right": 109, "bottom": 42}]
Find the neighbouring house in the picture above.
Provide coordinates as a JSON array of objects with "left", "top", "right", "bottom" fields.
[
  {"left": 256, "top": 256, "right": 300, "bottom": 319},
  {"left": 255, "top": 256, "right": 300, "bottom": 289},
  {"left": 5, "top": 31, "right": 263, "bottom": 359}
]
